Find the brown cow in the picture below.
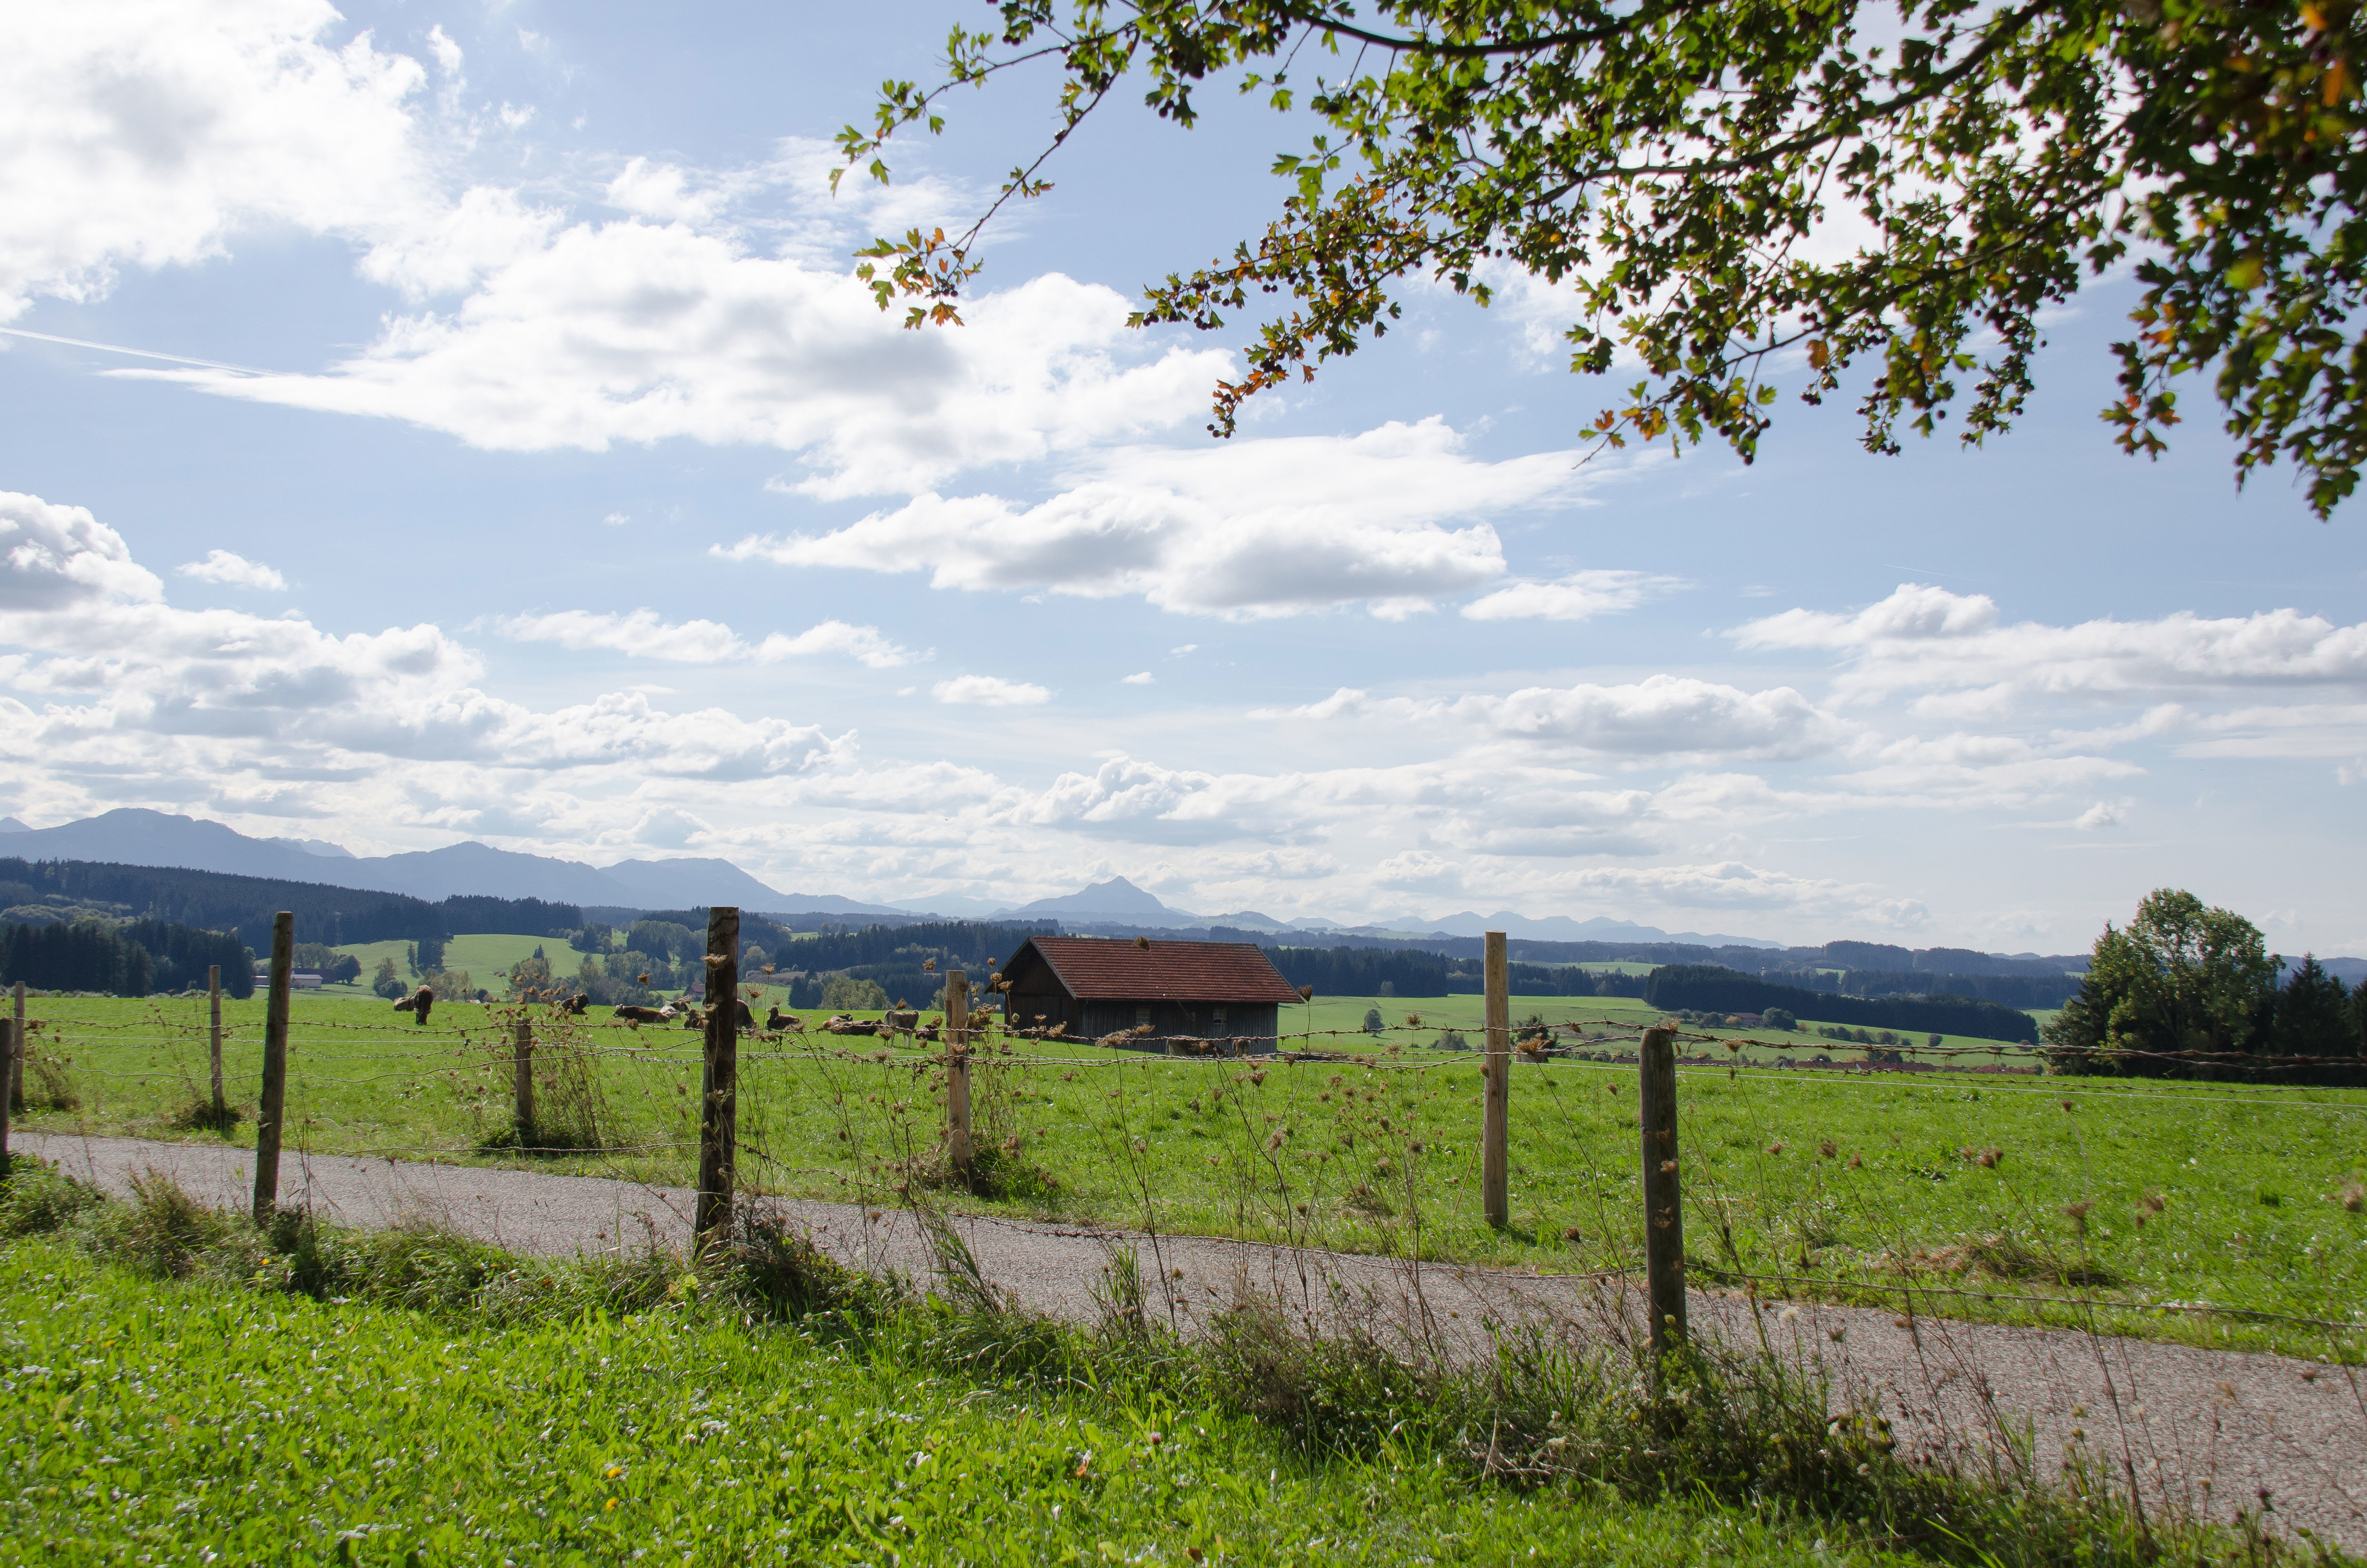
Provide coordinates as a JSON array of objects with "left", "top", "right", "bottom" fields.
[{"left": 393, "top": 985, "right": 434, "bottom": 1026}]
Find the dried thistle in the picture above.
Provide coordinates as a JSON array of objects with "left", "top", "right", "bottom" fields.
[{"left": 1817, "top": 1139, "right": 1837, "bottom": 1159}]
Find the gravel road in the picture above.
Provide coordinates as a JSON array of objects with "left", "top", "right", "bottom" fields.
[{"left": 23, "top": 1131, "right": 2366, "bottom": 1550}]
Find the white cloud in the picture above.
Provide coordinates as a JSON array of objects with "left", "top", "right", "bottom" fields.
[
  {"left": 0, "top": 489, "right": 852, "bottom": 811},
  {"left": 605, "top": 156, "right": 731, "bottom": 224},
  {"left": 754, "top": 621, "right": 920, "bottom": 670},
  {"left": 174, "top": 549, "right": 286, "bottom": 592},
  {"left": 495, "top": 608, "right": 919, "bottom": 667},
  {"left": 424, "top": 24, "right": 462, "bottom": 76},
  {"left": 1471, "top": 675, "right": 1838, "bottom": 759},
  {"left": 0, "top": 0, "right": 554, "bottom": 313},
  {"left": 2073, "top": 801, "right": 2125, "bottom": 830},
  {"left": 145, "top": 241, "right": 1228, "bottom": 497},
  {"left": 723, "top": 418, "right": 1590, "bottom": 618},
  {"left": 0, "top": 0, "right": 434, "bottom": 316},
  {"left": 0, "top": 491, "right": 163, "bottom": 608},
  {"left": 1257, "top": 674, "right": 1842, "bottom": 762},
  {"left": 933, "top": 674, "right": 1050, "bottom": 706},
  {"left": 1462, "top": 569, "right": 1686, "bottom": 622},
  {"left": 1735, "top": 583, "right": 2367, "bottom": 700},
  {"left": 497, "top": 608, "right": 743, "bottom": 663},
  {"left": 1121, "top": 671, "right": 1155, "bottom": 685},
  {"left": 1256, "top": 686, "right": 1372, "bottom": 722}
]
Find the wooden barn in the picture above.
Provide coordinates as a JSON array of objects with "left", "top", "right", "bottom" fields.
[{"left": 997, "top": 936, "right": 1302, "bottom": 1054}]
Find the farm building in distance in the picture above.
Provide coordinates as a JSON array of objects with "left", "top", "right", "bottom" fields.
[{"left": 998, "top": 936, "right": 1303, "bottom": 1053}]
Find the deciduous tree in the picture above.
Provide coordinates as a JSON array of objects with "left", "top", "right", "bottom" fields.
[{"left": 846, "top": 1, "right": 2367, "bottom": 512}]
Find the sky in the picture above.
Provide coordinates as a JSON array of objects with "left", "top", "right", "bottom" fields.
[{"left": 2, "top": 0, "right": 2363, "bottom": 955}]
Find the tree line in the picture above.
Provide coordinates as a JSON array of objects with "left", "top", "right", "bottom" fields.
[
  {"left": 2048, "top": 889, "right": 2367, "bottom": 1085},
  {"left": 0, "top": 857, "right": 578, "bottom": 953},
  {"left": 1643, "top": 966, "right": 2040, "bottom": 1043},
  {"left": 1, "top": 917, "right": 251, "bottom": 998},
  {"left": 1790, "top": 968, "right": 2078, "bottom": 1009}
]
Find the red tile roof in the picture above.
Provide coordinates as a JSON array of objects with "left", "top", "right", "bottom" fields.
[{"left": 1008, "top": 936, "right": 1303, "bottom": 1004}]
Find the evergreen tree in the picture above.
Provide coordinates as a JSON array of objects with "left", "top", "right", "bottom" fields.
[{"left": 2273, "top": 956, "right": 2353, "bottom": 1060}]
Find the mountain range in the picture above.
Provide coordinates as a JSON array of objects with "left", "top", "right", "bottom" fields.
[
  {"left": 0, "top": 808, "right": 1789, "bottom": 949},
  {"left": 0, "top": 810, "right": 905, "bottom": 916}
]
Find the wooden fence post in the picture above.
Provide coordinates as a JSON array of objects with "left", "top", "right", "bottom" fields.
[
  {"left": 207, "top": 966, "right": 225, "bottom": 1124},
  {"left": 0, "top": 1018, "right": 15, "bottom": 1172},
  {"left": 945, "top": 970, "right": 972, "bottom": 1173},
  {"left": 9, "top": 980, "right": 22, "bottom": 1111},
  {"left": 1638, "top": 1024, "right": 1687, "bottom": 1359},
  {"left": 251, "top": 913, "right": 293, "bottom": 1222},
  {"left": 512, "top": 1018, "right": 535, "bottom": 1146},
  {"left": 694, "top": 906, "right": 739, "bottom": 1250},
  {"left": 1481, "top": 930, "right": 1511, "bottom": 1229}
]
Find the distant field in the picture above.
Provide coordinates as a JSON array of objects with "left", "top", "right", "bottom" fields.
[
  {"left": 326, "top": 934, "right": 564, "bottom": 994},
  {"left": 1300, "top": 993, "right": 2040, "bottom": 1063},
  {"left": 323, "top": 934, "right": 806, "bottom": 1005},
  {"left": 12, "top": 989, "right": 2366, "bottom": 1358}
]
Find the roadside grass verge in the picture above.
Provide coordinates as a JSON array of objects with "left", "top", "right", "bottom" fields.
[{"left": 0, "top": 1158, "right": 2338, "bottom": 1566}]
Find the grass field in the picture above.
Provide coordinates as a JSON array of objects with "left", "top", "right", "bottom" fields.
[
  {"left": 320, "top": 934, "right": 809, "bottom": 1006},
  {"left": 12, "top": 988, "right": 2366, "bottom": 1360},
  {"left": 3, "top": 1239, "right": 1898, "bottom": 1567},
  {"left": 5, "top": 1186, "right": 2223, "bottom": 1568},
  {"left": 1294, "top": 994, "right": 2044, "bottom": 1067}
]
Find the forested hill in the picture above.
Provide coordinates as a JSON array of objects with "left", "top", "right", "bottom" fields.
[
  {"left": 0, "top": 857, "right": 580, "bottom": 954},
  {"left": 1644, "top": 965, "right": 2040, "bottom": 1043}
]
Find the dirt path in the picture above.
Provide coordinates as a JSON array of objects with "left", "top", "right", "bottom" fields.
[{"left": 23, "top": 1131, "right": 2367, "bottom": 1550}]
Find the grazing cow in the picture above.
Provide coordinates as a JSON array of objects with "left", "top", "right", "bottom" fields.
[
  {"left": 394, "top": 985, "right": 434, "bottom": 1026},
  {"left": 613, "top": 1005, "right": 667, "bottom": 1024},
  {"left": 559, "top": 993, "right": 590, "bottom": 1016}
]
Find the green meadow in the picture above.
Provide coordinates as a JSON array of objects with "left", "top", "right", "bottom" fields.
[
  {"left": 0, "top": 1221, "right": 2194, "bottom": 1568},
  {"left": 11, "top": 985, "right": 2365, "bottom": 1359}
]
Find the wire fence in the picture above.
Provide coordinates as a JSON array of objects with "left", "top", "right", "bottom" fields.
[{"left": 5, "top": 951, "right": 2366, "bottom": 1358}]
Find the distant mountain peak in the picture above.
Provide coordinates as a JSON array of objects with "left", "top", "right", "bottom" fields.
[
  {"left": 0, "top": 816, "right": 27, "bottom": 833},
  {"left": 1000, "top": 876, "right": 1188, "bottom": 919}
]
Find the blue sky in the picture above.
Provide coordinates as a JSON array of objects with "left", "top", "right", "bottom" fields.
[{"left": 2, "top": 0, "right": 2362, "bottom": 953}]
